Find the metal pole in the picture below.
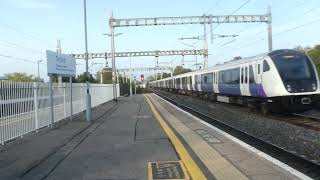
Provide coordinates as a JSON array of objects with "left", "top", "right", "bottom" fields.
[
  {"left": 203, "top": 22, "right": 208, "bottom": 69},
  {"left": 267, "top": 6, "right": 273, "bottom": 52},
  {"left": 100, "top": 71, "right": 103, "bottom": 84},
  {"left": 110, "top": 15, "right": 117, "bottom": 101},
  {"left": 171, "top": 61, "right": 173, "bottom": 77},
  {"left": 37, "top": 61, "right": 40, "bottom": 81},
  {"left": 49, "top": 76, "right": 54, "bottom": 127},
  {"left": 33, "top": 82, "right": 39, "bottom": 131},
  {"left": 70, "top": 77, "right": 73, "bottom": 121},
  {"left": 155, "top": 56, "right": 158, "bottom": 80},
  {"left": 195, "top": 55, "right": 198, "bottom": 70},
  {"left": 83, "top": 0, "right": 91, "bottom": 122},
  {"left": 129, "top": 55, "right": 132, "bottom": 96},
  {"left": 116, "top": 70, "right": 119, "bottom": 85}
]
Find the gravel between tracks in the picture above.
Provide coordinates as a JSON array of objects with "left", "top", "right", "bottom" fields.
[{"left": 157, "top": 91, "right": 320, "bottom": 165}]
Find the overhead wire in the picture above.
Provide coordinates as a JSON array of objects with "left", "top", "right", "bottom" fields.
[
  {"left": 0, "top": 53, "right": 38, "bottom": 64},
  {"left": 217, "top": 0, "right": 320, "bottom": 56},
  {"left": 225, "top": 17, "right": 320, "bottom": 54},
  {"left": 216, "top": 0, "right": 318, "bottom": 55},
  {"left": 0, "top": 39, "right": 44, "bottom": 54},
  {"left": 0, "top": 23, "right": 49, "bottom": 68},
  {"left": 1, "top": 23, "right": 50, "bottom": 45},
  {"left": 211, "top": 0, "right": 251, "bottom": 31}
]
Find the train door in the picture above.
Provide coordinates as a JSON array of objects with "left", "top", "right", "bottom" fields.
[
  {"left": 256, "top": 60, "right": 262, "bottom": 84},
  {"left": 186, "top": 76, "right": 189, "bottom": 91},
  {"left": 240, "top": 65, "right": 251, "bottom": 96},
  {"left": 191, "top": 75, "right": 195, "bottom": 91},
  {"left": 213, "top": 71, "right": 219, "bottom": 93},
  {"left": 197, "top": 75, "right": 202, "bottom": 91}
]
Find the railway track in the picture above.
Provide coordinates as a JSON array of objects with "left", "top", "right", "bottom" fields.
[
  {"left": 293, "top": 109, "right": 320, "bottom": 120},
  {"left": 270, "top": 113, "right": 320, "bottom": 132},
  {"left": 154, "top": 91, "right": 320, "bottom": 179}
]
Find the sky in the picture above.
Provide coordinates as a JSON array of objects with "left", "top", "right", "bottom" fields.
[{"left": 0, "top": 0, "right": 319, "bottom": 81}]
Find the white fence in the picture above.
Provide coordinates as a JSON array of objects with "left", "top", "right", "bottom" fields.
[{"left": 0, "top": 82, "right": 119, "bottom": 145}]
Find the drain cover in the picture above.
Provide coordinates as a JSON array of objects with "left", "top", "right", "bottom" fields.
[{"left": 148, "top": 161, "right": 189, "bottom": 180}]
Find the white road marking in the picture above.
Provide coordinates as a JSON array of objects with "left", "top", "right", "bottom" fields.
[{"left": 153, "top": 93, "right": 313, "bottom": 180}]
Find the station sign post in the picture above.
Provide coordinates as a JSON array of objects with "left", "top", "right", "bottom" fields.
[{"left": 46, "top": 50, "right": 76, "bottom": 127}]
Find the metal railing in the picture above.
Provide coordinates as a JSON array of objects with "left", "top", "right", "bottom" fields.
[{"left": 0, "top": 81, "right": 119, "bottom": 145}]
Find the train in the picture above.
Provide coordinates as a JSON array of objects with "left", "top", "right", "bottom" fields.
[{"left": 149, "top": 49, "right": 320, "bottom": 114}]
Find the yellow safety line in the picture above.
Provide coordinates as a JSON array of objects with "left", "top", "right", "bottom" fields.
[
  {"left": 144, "top": 94, "right": 207, "bottom": 180},
  {"left": 147, "top": 162, "right": 152, "bottom": 180}
]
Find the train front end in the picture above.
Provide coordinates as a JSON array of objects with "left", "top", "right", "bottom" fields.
[{"left": 268, "top": 49, "right": 320, "bottom": 111}]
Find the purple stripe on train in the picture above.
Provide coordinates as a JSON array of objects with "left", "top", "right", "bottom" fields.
[
  {"left": 256, "top": 84, "right": 267, "bottom": 97},
  {"left": 201, "top": 84, "right": 213, "bottom": 92}
]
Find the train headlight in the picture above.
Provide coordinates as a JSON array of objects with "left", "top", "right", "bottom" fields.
[
  {"left": 312, "top": 83, "right": 317, "bottom": 90},
  {"left": 286, "top": 85, "right": 291, "bottom": 92}
]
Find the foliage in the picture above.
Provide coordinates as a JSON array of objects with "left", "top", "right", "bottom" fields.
[
  {"left": 233, "top": 56, "right": 242, "bottom": 60},
  {"left": 146, "top": 66, "right": 191, "bottom": 81},
  {"left": 173, "top": 66, "right": 192, "bottom": 76},
  {"left": 75, "top": 72, "right": 97, "bottom": 83},
  {"left": 5, "top": 72, "right": 35, "bottom": 82},
  {"left": 295, "top": 44, "right": 320, "bottom": 75}
]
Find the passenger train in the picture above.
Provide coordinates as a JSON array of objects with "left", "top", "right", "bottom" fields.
[{"left": 149, "top": 49, "right": 320, "bottom": 113}]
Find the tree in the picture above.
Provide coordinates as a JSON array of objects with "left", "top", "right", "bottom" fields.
[
  {"left": 173, "top": 66, "right": 192, "bottom": 76},
  {"left": 75, "top": 72, "right": 97, "bottom": 83},
  {"left": 233, "top": 56, "right": 242, "bottom": 60},
  {"left": 5, "top": 72, "right": 35, "bottom": 82},
  {"left": 295, "top": 44, "right": 320, "bottom": 75}
]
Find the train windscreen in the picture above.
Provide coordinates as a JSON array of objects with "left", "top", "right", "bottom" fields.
[{"left": 271, "top": 52, "right": 316, "bottom": 81}]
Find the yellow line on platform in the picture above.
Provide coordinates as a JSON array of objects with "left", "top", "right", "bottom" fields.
[{"left": 144, "top": 94, "right": 206, "bottom": 180}]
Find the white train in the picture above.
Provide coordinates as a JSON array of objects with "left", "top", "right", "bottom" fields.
[{"left": 150, "top": 49, "right": 320, "bottom": 113}]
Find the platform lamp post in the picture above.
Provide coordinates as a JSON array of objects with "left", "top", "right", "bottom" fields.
[
  {"left": 129, "top": 54, "right": 133, "bottom": 96},
  {"left": 102, "top": 32, "right": 123, "bottom": 101},
  {"left": 37, "top": 59, "right": 43, "bottom": 82},
  {"left": 83, "top": 0, "right": 91, "bottom": 122}
]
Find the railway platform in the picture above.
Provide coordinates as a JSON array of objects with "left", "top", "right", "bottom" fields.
[{"left": 0, "top": 94, "right": 311, "bottom": 180}]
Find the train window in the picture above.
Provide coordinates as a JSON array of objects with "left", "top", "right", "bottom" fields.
[
  {"left": 245, "top": 67, "right": 248, "bottom": 83},
  {"left": 218, "top": 69, "right": 239, "bottom": 84},
  {"left": 231, "top": 68, "right": 240, "bottom": 83},
  {"left": 249, "top": 66, "right": 255, "bottom": 84},
  {"left": 225, "top": 71, "right": 231, "bottom": 83},
  {"left": 219, "top": 71, "right": 224, "bottom": 83},
  {"left": 201, "top": 73, "right": 213, "bottom": 84},
  {"left": 263, "top": 60, "right": 270, "bottom": 72},
  {"left": 176, "top": 78, "right": 181, "bottom": 86},
  {"left": 241, "top": 68, "right": 244, "bottom": 84},
  {"left": 182, "top": 77, "right": 187, "bottom": 85},
  {"left": 216, "top": 72, "right": 218, "bottom": 84},
  {"left": 213, "top": 73, "right": 215, "bottom": 84},
  {"left": 215, "top": 72, "right": 217, "bottom": 84},
  {"left": 258, "top": 64, "right": 261, "bottom": 74}
]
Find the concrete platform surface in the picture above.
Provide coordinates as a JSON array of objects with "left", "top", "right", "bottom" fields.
[{"left": 0, "top": 95, "right": 179, "bottom": 180}]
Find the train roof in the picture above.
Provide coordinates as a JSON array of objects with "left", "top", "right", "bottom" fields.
[{"left": 150, "top": 49, "right": 302, "bottom": 83}]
